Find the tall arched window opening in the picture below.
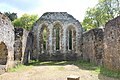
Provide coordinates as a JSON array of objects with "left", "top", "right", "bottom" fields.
[
  {"left": 40, "top": 24, "right": 49, "bottom": 53},
  {"left": 69, "top": 29, "right": 72, "bottom": 50},
  {"left": 56, "top": 27, "right": 60, "bottom": 50},
  {"left": 53, "top": 23, "right": 62, "bottom": 51},
  {"left": 43, "top": 27, "right": 47, "bottom": 50},
  {"left": 66, "top": 26, "right": 76, "bottom": 52}
]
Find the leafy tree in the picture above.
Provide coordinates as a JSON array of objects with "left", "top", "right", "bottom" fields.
[
  {"left": 82, "top": 0, "right": 120, "bottom": 31},
  {"left": 4, "top": 12, "right": 17, "bottom": 21},
  {"left": 13, "top": 14, "right": 39, "bottom": 30}
]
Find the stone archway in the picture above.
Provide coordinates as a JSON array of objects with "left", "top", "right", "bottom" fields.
[{"left": 0, "top": 42, "right": 8, "bottom": 65}]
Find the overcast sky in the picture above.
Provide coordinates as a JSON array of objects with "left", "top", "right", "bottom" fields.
[{"left": 0, "top": 0, "right": 98, "bottom": 22}]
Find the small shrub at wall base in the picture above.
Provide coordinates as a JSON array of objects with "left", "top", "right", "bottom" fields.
[
  {"left": 8, "top": 64, "right": 33, "bottom": 72},
  {"left": 99, "top": 66, "right": 120, "bottom": 79}
]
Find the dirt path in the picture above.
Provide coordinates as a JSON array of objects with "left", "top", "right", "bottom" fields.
[{"left": 0, "top": 65, "right": 119, "bottom": 80}]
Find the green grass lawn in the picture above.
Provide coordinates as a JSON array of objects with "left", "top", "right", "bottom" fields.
[{"left": 8, "top": 60, "right": 120, "bottom": 79}]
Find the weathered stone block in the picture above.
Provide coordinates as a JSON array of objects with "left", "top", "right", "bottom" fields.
[
  {"left": 67, "top": 75, "right": 80, "bottom": 80},
  {"left": 50, "top": 51, "right": 64, "bottom": 61},
  {"left": 66, "top": 51, "right": 77, "bottom": 60}
]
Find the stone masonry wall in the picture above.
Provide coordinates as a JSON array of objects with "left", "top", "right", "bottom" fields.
[
  {"left": 82, "top": 28, "right": 104, "bottom": 65},
  {"left": 14, "top": 28, "right": 23, "bottom": 61},
  {"left": 103, "top": 16, "right": 120, "bottom": 71},
  {"left": 23, "top": 31, "right": 33, "bottom": 64},
  {"left": 0, "top": 12, "right": 14, "bottom": 70},
  {"left": 21, "top": 28, "right": 29, "bottom": 63},
  {"left": 14, "top": 28, "right": 29, "bottom": 64}
]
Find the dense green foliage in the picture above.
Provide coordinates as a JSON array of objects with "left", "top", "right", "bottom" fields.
[
  {"left": 13, "top": 14, "right": 38, "bottom": 30},
  {"left": 4, "top": 12, "right": 17, "bottom": 21},
  {"left": 82, "top": 0, "right": 120, "bottom": 31}
]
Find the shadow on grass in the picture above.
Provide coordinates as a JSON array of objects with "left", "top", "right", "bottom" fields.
[
  {"left": 27, "top": 60, "right": 98, "bottom": 70},
  {"left": 26, "top": 60, "right": 120, "bottom": 80}
]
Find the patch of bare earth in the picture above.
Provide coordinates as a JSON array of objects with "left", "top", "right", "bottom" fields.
[{"left": 0, "top": 65, "right": 119, "bottom": 80}]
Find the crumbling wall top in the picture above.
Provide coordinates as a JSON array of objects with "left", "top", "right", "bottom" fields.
[{"left": 35, "top": 12, "right": 80, "bottom": 25}]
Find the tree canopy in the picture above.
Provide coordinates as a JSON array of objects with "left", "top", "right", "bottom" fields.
[
  {"left": 82, "top": 0, "right": 120, "bottom": 31},
  {"left": 4, "top": 12, "right": 17, "bottom": 21},
  {"left": 13, "top": 14, "right": 39, "bottom": 30}
]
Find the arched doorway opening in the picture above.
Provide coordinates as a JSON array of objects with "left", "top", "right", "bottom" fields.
[{"left": 0, "top": 42, "right": 8, "bottom": 65}]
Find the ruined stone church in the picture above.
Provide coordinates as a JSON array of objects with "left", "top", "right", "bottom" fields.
[
  {"left": 0, "top": 12, "right": 120, "bottom": 73},
  {"left": 31, "top": 12, "right": 82, "bottom": 61}
]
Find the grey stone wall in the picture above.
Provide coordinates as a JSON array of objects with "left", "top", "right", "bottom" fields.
[
  {"left": 21, "top": 29, "right": 29, "bottom": 63},
  {"left": 103, "top": 16, "right": 120, "bottom": 71},
  {"left": 23, "top": 31, "right": 33, "bottom": 64},
  {"left": 0, "top": 13, "right": 14, "bottom": 69},
  {"left": 32, "top": 12, "right": 82, "bottom": 61},
  {"left": 82, "top": 28, "right": 104, "bottom": 65},
  {"left": 14, "top": 28, "right": 29, "bottom": 64},
  {"left": 14, "top": 28, "right": 23, "bottom": 61}
]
